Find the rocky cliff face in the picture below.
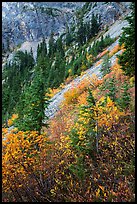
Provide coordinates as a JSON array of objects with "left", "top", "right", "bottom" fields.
[
  {"left": 2, "top": 2, "right": 131, "bottom": 51},
  {"left": 2, "top": 2, "right": 84, "bottom": 49}
]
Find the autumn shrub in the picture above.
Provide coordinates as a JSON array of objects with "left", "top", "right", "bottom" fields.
[
  {"left": 129, "top": 76, "right": 135, "bottom": 87},
  {"left": 63, "top": 78, "right": 90, "bottom": 106},
  {"left": 63, "top": 87, "right": 79, "bottom": 105},
  {"left": 109, "top": 44, "right": 121, "bottom": 58},
  {"left": 2, "top": 128, "right": 56, "bottom": 202},
  {"left": 90, "top": 73, "right": 102, "bottom": 88},
  {"left": 2, "top": 45, "right": 135, "bottom": 202},
  {"left": 46, "top": 87, "right": 60, "bottom": 98},
  {"left": 96, "top": 49, "right": 109, "bottom": 59},
  {"left": 7, "top": 114, "right": 18, "bottom": 127},
  {"left": 80, "top": 71, "right": 86, "bottom": 76},
  {"left": 52, "top": 87, "right": 134, "bottom": 202},
  {"left": 97, "top": 115, "right": 135, "bottom": 202},
  {"left": 77, "top": 91, "right": 88, "bottom": 105},
  {"left": 80, "top": 64, "right": 87, "bottom": 71},
  {"left": 47, "top": 104, "right": 77, "bottom": 140}
]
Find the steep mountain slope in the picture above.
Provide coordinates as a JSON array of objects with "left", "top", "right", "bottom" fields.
[
  {"left": 45, "top": 39, "right": 122, "bottom": 119},
  {"left": 2, "top": 2, "right": 131, "bottom": 126},
  {"left": 44, "top": 17, "right": 129, "bottom": 118}
]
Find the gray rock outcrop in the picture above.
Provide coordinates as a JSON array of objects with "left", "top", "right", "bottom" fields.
[{"left": 2, "top": 2, "right": 131, "bottom": 50}]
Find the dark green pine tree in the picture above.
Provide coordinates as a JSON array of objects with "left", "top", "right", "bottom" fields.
[
  {"left": 15, "top": 50, "right": 35, "bottom": 85},
  {"left": 37, "top": 44, "right": 40, "bottom": 61},
  {"left": 30, "top": 47, "right": 33, "bottom": 58},
  {"left": 15, "top": 66, "right": 49, "bottom": 134},
  {"left": 77, "top": 18, "right": 86, "bottom": 46},
  {"left": 56, "top": 36, "right": 65, "bottom": 57},
  {"left": 2, "top": 43, "right": 5, "bottom": 54},
  {"left": 85, "top": 21, "right": 92, "bottom": 42},
  {"left": 70, "top": 88, "right": 97, "bottom": 155},
  {"left": 48, "top": 32, "right": 56, "bottom": 58},
  {"left": 47, "top": 51, "right": 65, "bottom": 88},
  {"left": 91, "top": 13, "right": 100, "bottom": 36},
  {"left": 69, "top": 89, "right": 97, "bottom": 179},
  {"left": 65, "top": 32, "right": 73, "bottom": 47},
  {"left": 118, "top": 2, "right": 135, "bottom": 76},
  {"left": 2, "top": 82, "right": 10, "bottom": 125},
  {"left": 106, "top": 77, "right": 117, "bottom": 102},
  {"left": 116, "top": 82, "right": 131, "bottom": 110},
  {"left": 37, "top": 37, "right": 47, "bottom": 62},
  {"left": 99, "top": 35, "right": 105, "bottom": 51},
  {"left": 2, "top": 50, "right": 35, "bottom": 126}
]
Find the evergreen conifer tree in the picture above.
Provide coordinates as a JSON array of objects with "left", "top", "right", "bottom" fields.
[
  {"left": 116, "top": 82, "right": 131, "bottom": 110},
  {"left": 118, "top": 2, "right": 135, "bottom": 76},
  {"left": 69, "top": 89, "right": 98, "bottom": 179},
  {"left": 15, "top": 66, "right": 49, "bottom": 134},
  {"left": 91, "top": 13, "right": 100, "bottom": 36},
  {"left": 106, "top": 77, "right": 117, "bottom": 102},
  {"left": 48, "top": 32, "right": 56, "bottom": 58}
]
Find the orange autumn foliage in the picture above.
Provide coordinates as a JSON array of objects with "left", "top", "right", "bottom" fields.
[
  {"left": 97, "top": 49, "right": 109, "bottom": 59},
  {"left": 7, "top": 114, "right": 18, "bottom": 126},
  {"left": 109, "top": 44, "right": 121, "bottom": 57},
  {"left": 95, "top": 59, "right": 103, "bottom": 67},
  {"left": 2, "top": 40, "right": 135, "bottom": 202},
  {"left": 96, "top": 96, "right": 125, "bottom": 129},
  {"left": 77, "top": 91, "right": 88, "bottom": 105},
  {"left": 2, "top": 129, "right": 52, "bottom": 195}
]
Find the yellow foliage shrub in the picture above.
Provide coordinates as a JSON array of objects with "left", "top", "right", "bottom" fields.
[
  {"left": 63, "top": 87, "right": 79, "bottom": 105},
  {"left": 46, "top": 87, "right": 60, "bottom": 98},
  {"left": 63, "top": 73, "right": 103, "bottom": 106},
  {"left": 63, "top": 78, "right": 91, "bottom": 105},
  {"left": 77, "top": 91, "right": 88, "bottom": 105},
  {"left": 7, "top": 114, "right": 18, "bottom": 127},
  {"left": 80, "top": 64, "right": 87, "bottom": 71},
  {"left": 96, "top": 96, "right": 125, "bottom": 129},
  {"left": 68, "top": 68, "right": 72, "bottom": 75},
  {"left": 129, "top": 76, "right": 135, "bottom": 86},
  {"left": 80, "top": 71, "right": 86, "bottom": 76},
  {"left": 86, "top": 53, "right": 93, "bottom": 61},
  {"left": 120, "top": 43, "right": 126, "bottom": 52},
  {"left": 2, "top": 129, "right": 50, "bottom": 194}
]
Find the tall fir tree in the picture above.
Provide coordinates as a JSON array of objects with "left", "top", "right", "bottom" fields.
[
  {"left": 91, "top": 13, "right": 100, "bottom": 36},
  {"left": 2, "top": 50, "right": 35, "bottom": 124},
  {"left": 69, "top": 89, "right": 97, "bottom": 179},
  {"left": 15, "top": 66, "right": 49, "bottom": 134},
  {"left": 48, "top": 32, "right": 56, "bottom": 58},
  {"left": 116, "top": 82, "right": 131, "bottom": 110},
  {"left": 118, "top": 2, "right": 135, "bottom": 76}
]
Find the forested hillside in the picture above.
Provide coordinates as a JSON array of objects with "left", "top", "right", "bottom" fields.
[{"left": 2, "top": 2, "right": 135, "bottom": 202}]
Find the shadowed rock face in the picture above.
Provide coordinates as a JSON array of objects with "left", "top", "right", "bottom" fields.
[
  {"left": 2, "top": 2, "right": 84, "bottom": 49},
  {"left": 2, "top": 2, "right": 131, "bottom": 50}
]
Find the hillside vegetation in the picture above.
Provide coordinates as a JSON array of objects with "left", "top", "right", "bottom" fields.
[{"left": 2, "top": 3, "right": 135, "bottom": 202}]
